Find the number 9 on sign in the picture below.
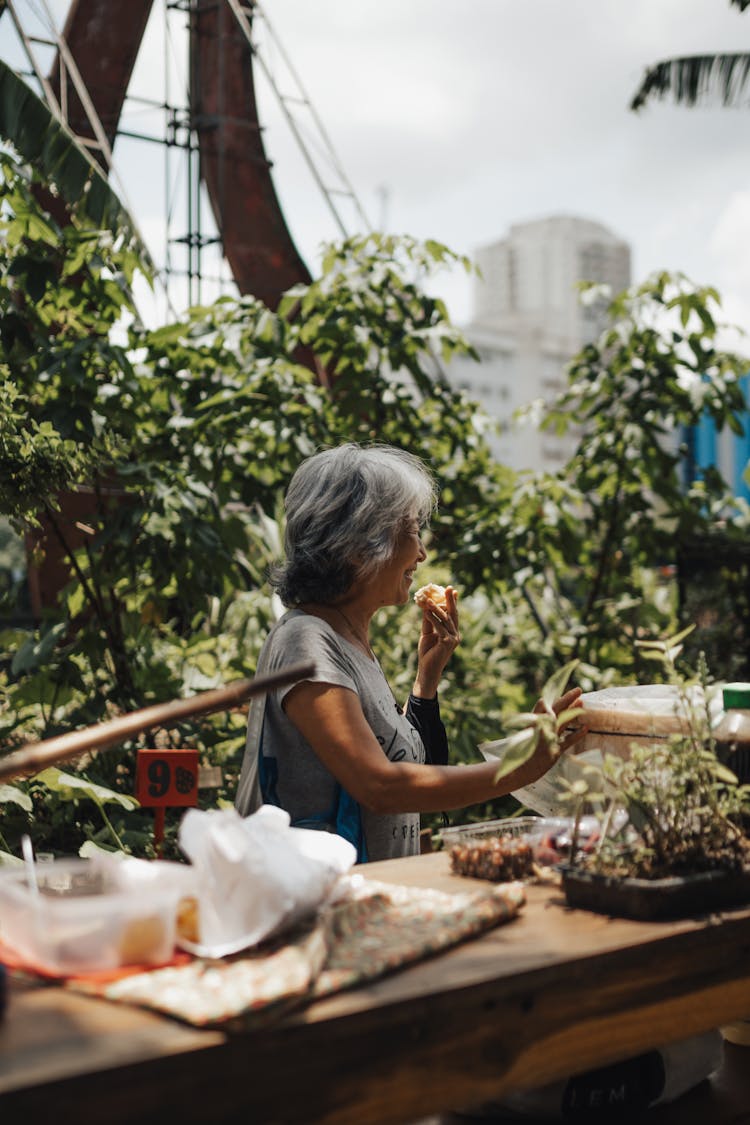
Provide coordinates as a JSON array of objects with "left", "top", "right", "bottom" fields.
[{"left": 136, "top": 749, "right": 199, "bottom": 807}]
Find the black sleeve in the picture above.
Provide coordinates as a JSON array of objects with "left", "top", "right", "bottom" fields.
[{"left": 405, "top": 693, "right": 449, "bottom": 766}]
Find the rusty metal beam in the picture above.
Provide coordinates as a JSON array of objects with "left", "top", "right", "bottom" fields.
[
  {"left": 46, "top": 0, "right": 155, "bottom": 164},
  {"left": 40, "top": 0, "right": 309, "bottom": 308},
  {"left": 190, "top": 0, "right": 310, "bottom": 306}
]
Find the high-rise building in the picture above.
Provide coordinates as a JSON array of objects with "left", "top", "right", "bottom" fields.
[{"left": 447, "top": 215, "right": 632, "bottom": 471}]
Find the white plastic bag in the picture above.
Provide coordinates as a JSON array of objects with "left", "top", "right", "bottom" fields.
[
  {"left": 478, "top": 740, "right": 610, "bottom": 818},
  {"left": 177, "top": 805, "right": 356, "bottom": 958}
]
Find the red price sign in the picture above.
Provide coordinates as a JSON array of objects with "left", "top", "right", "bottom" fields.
[{"left": 136, "top": 749, "right": 199, "bottom": 808}]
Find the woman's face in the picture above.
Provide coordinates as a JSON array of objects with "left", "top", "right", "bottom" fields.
[{"left": 373, "top": 517, "right": 427, "bottom": 607}]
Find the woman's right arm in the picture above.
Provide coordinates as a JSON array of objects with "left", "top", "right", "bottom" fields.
[{"left": 283, "top": 681, "right": 584, "bottom": 816}]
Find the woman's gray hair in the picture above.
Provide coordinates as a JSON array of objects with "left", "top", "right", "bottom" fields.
[{"left": 271, "top": 443, "right": 437, "bottom": 606}]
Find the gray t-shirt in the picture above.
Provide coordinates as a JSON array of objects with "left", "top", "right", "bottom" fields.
[{"left": 251, "top": 609, "right": 424, "bottom": 862}]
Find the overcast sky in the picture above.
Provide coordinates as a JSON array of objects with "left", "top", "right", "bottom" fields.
[
  {"left": 246, "top": 0, "right": 750, "bottom": 348},
  {"left": 3, "top": 0, "right": 750, "bottom": 345}
]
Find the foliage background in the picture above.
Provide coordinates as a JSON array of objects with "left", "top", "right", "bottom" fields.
[{"left": 1, "top": 144, "right": 748, "bottom": 860}]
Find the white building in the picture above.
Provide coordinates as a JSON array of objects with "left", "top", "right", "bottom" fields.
[{"left": 448, "top": 215, "right": 632, "bottom": 472}]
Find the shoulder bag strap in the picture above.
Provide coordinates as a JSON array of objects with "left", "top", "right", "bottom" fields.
[{"left": 234, "top": 647, "right": 270, "bottom": 817}]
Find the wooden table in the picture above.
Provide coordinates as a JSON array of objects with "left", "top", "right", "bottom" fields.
[{"left": 2, "top": 851, "right": 750, "bottom": 1124}]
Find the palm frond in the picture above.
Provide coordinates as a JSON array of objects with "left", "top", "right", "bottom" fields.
[
  {"left": 631, "top": 53, "right": 750, "bottom": 111},
  {"left": 0, "top": 59, "right": 151, "bottom": 266},
  {"left": 731, "top": 0, "right": 750, "bottom": 11}
]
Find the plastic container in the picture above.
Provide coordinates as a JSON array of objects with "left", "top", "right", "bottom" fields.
[
  {"left": 441, "top": 815, "right": 569, "bottom": 849},
  {"left": 577, "top": 684, "right": 710, "bottom": 759},
  {"left": 0, "top": 857, "right": 189, "bottom": 974},
  {"left": 440, "top": 816, "right": 602, "bottom": 881},
  {"left": 714, "top": 682, "right": 750, "bottom": 785},
  {"left": 716, "top": 683, "right": 750, "bottom": 1047},
  {"left": 441, "top": 816, "right": 599, "bottom": 852}
]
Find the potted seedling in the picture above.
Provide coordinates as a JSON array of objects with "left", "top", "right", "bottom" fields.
[{"left": 552, "top": 633, "right": 750, "bottom": 920}]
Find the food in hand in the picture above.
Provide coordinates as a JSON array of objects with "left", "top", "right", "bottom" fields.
[
  {"left": 449, "top": 837, "right": 534, "bottom": 882},
  {"left": 414, "top": 583, "right": 449, "bottom": 612}
]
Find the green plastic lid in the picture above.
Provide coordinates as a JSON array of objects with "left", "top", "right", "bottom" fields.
[{"left": 722, "top": 683, "right": 750, "bottom": 709}]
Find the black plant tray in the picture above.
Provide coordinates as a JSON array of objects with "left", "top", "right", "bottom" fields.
[{"left": 560, "top": 865, "right": 750, "bottom": 921}]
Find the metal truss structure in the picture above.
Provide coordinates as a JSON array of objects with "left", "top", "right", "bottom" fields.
[{"left": 1, "top": 0, "right": 371, "bottom": 313}]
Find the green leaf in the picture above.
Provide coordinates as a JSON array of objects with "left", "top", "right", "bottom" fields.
[
  {"left": 555, "top": 707, "right": 585, "bottom": 731},
  {"left": 567, "top": 778, "right": 590, "bottom": 797},
  {"left": 0, "top": 61, "right": 151, "bottom": 269},
  {"left": 541, "top": 660, "right": 580, "bottom": 710},
  {"left": 11, "top": 622, "right": 68, "bottom": 676},
  {"left": 35, "top": 767, "right": 138, "bottom": 811},
  {"left": 194, "top": 651, "right": 218, "bottom": 677},
  {"left": 0, "top": 783, "right": 32, "bottom": 812},
  {"left": 665, "top": 624, "right": 696, "bottom": 648},
  {"left": 489, "top": 727, "right": 540, "bottom": 781},
  {"left": 712, "top": 762, "right": 739, "bottom": 785},
  {"left": 502, "top": 712, "right": 541, "bottom": 730},
  {"left": 79, "top": 839, "right": 126, "bottom": 859}
]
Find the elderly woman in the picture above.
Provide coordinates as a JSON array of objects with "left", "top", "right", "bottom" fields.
[{"left": 235, "top": 443, "right": 583, "bottom": 862}]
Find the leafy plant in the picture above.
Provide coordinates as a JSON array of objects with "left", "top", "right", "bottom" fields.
[
  {"left": 0, "top": 147, "right": 510, "bottom": 859},
  {"left": 499, "top": 273, "right": 750, "bottom": 685},
  {"left": 34, "top": 767, "right": 139, "bottom": 852},
  {"left": 0, "top": 59, "right": 149, "bottom": 259},
  {"left": 2, "top": 137, "right": 750, "bottom": 863},
  {"left": 630, "top": 0, "right": 750, "bottom": 113},
  {"left": 560, "top": 633, "right": 750, "bottom": 878}
]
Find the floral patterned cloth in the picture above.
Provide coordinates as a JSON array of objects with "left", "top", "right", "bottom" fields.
[
  {"left": 66, "top": 877, "right": 525, "bottom": 1029},
  {"left": 314, "top": 878, "right": 524, "bottom": 998}
]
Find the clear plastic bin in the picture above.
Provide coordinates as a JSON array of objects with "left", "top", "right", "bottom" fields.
[
  {"left": 440, "top": 815, "right": 601, "bottom": 871},
  {"left": 442, "top": 815, "right": 567, "bottom": 848},
  {"left": 0, "top": 857, "right": 190, "bottom": 974}
]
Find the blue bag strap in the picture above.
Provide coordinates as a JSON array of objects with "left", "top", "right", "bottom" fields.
[{"left": 290, "top": 786, "right": 367, "bottom": 863}]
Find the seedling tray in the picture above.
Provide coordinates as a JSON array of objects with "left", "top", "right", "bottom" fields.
[{"left": 560, "top": 865, "right": 750, "bottom": 921}]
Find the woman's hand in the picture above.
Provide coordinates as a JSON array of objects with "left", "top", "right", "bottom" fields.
[
  {"left": 514, "top": 686, "right": 587, "bottom": 786},
  {"left": 535, "top": 684, "right": 586, "bottom": 745},
  {"left": 412, "top": 585, "right": 461, "bottom": 699}
]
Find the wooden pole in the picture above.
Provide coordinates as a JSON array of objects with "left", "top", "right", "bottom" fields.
[{"left": 0, "top": 662, "right": 314, "bottom": 783}]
